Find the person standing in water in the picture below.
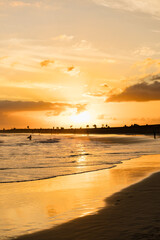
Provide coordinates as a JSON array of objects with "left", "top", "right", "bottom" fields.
[{"left": 27, "top": 135, "right": 32, "bottom": 140}]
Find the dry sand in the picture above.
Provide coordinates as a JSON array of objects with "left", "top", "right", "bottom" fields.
[{"left": 15, "top": 169, "right": 160, "bottom": 239}]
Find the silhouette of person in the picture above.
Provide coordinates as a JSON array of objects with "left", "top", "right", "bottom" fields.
[
  {"left": 154, "top": 131, "right": 156, "bottom": 139},
  {"left": 28, "top": 135, "right": 32, "bottom": 140}
]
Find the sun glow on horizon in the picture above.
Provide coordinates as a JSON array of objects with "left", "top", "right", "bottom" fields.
[{"left": 70, "top": 111, "right": 91, "bottom": 125}]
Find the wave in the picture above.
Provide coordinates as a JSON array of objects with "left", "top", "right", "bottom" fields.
[
  {"left": 0, "top": 165, "right": 116, "bottom": 184},
  {"left": 69, "top": 153, "right": 91, "bottom": 157},
  {"left": 36, "top": 138, "right": 60, "bottom": 144},
  {"left": 16, "top": 143, "right": 30, "bottom": 146},
  {"left": 45, "top": 153, "right": 91, "bottom": 159}
]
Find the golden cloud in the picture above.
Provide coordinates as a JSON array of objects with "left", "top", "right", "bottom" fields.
[
  {"left": 40, "top": 60, "right": 55, "bottom": 67},
  {"left": 107, "top": 80, "right": 160, "bottom": 102},
  {"left": 0, "top": 100, "right": 87, "bottom": 116},
  {"left": 93, "top": 0, "right": 160, "bottom": 18},
  {"left": 67, "top": 66, "right": 74, "bottom": 72}
]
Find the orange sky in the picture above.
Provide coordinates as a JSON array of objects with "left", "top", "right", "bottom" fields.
[{"left": 0, "top": 0, "right": 160, "bottom": 129}]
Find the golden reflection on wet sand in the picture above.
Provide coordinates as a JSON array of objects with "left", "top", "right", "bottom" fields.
[{"left": 0, "top": 154, "right": 160, "bottom": 240}]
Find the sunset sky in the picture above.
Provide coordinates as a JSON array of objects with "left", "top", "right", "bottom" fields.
[{"left": 0, "top": 0, "right": 160, "bottom": 128}]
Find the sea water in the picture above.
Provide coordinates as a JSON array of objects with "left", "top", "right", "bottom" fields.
[
  {"left": 0, "top": 133, "right": 160, "bottom": 240},
  {"left": 0, "top": 133, "right": 160, "bottom": 183}
]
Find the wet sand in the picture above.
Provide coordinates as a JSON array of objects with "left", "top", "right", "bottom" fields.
[{"left": 14, "top": 155, "right": 160, "bottom": 240}]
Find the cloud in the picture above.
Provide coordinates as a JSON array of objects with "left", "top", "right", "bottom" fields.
[
  {"left": 46, "top": 103, "right": 86, "bottom": 116},
  {"left": 53, "top": 34, "right": 74, "bottom": 41},
  {"left": 0, "top": 56, "right": 8, "bottom": 61},
  {"left": 67, "top": 66, "right": 74, "bottom": 72},
  {"left": 40, "top": 60, "right": 55, "bottom": 67},
  {"left": 84, "top": 83, "right": 114, "bottom": 99},
  {"left": 142, "top": 58, "right": 160, "bottom": 66},
  {"left": 139, "top": 73, "right": 160, "bottom": 82},
  {"left": 39, "top": 58, "right": 80, "bottom": 76},
  {"left": 133, "top": 47, "right": 157, "bottom": 57},
  {"left": 131, "top": 58, "right": 160, "bottom": 76},
  {"left": 0, "top": 100, "right": 87, "bottom": 116},
  {"left": 93, "top": 0, "right": 160, "bottom": 18},
  {"left": 0, "top": 100, "right": 59, "bottom": 112},
  {"left": 129, "top": 72, "right": 160, "bottom": 85},
  {"left": 0, "top": 0, "right": 41, "bottom": 8},
  {"left": 0, "top": 37, "right": 123, "bottom": 75},
  {"left": 100, "top": 83, "right": 111, "bottom": 88},
  {"left": 73, "top": 40, "right": 93, "bottom": 51},
  {"left": 150, "top": 73, "right": 160, "bottom": 81},
  {"left": 85, "top": 91, "right": 106, "bottom": 98},
  {"left": 64, "top": 66, "right": 80, "bottom": 76},
  {"left": 0, "top": 0, "right": 51, "bottom": 8},
  {"left": 75, "top": 103, "right": 87, "bottom": 114},
  {"left": 103, "top": 58, "right": 116, "bottom": 63},
  {"left": 107, "top": 80, "right": 160, "bottom": 102},
  {"left": 10, "top": 1, "right": 33, "bottom": 7}
]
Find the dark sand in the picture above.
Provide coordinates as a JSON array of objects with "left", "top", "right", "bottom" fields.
[{"left": 15, "top": 171, "right": 160, "bottom": 240}]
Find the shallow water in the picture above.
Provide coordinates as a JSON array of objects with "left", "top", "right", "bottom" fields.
[{"left": 0, "top": 133, "right": 159, "bottom": 183}]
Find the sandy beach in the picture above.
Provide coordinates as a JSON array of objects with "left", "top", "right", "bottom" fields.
[
  {"left": 12, "top": 154, "right": 160, "bottom": 240},
  {"left": 15, "top": 172, "right": 160, "bottom": 240}
]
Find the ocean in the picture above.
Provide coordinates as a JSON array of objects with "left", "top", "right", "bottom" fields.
[
  {"left": 0, "top": 133, "right": 159, "bottom": 183},
  {"left": 0, "top": 133, "right": 160, "bottom": 240}
]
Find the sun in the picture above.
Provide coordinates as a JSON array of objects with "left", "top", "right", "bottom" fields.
[{"left": 70, "top": 111, "right": 90, "bottom": 125}]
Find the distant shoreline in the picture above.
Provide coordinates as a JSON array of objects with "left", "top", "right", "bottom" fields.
[{"left": 1, "top": 124, "right": 160, "bottom": 135}]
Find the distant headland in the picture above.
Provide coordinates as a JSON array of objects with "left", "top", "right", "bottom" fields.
[{"left": 1, "top": 124, "right": 160, "bottom": 136}]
